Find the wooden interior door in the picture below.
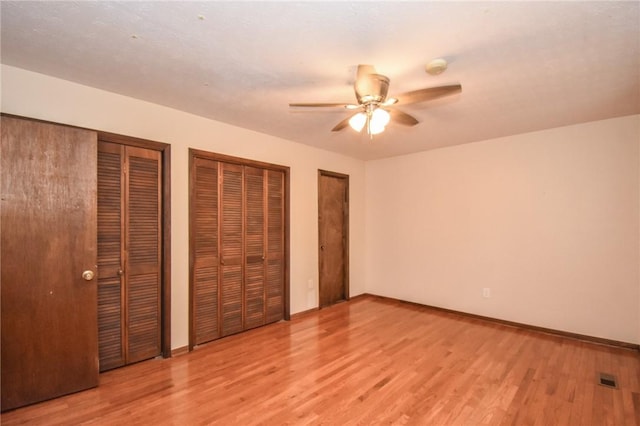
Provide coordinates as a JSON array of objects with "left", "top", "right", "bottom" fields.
[
  {"left": 1, "top": 116, "right": 99, "bottom": 411},
  {"left": 97, "top": 141, "right": 162, "bottom": 371},
  {"left": 318, "top": 170, "right": 349, "bottom": 308}
]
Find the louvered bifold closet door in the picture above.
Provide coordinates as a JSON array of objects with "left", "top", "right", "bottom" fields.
[
  {"left": 192, "top": 158, "right": 220, "bottom": 345},
  {"left": 125, "top": 147, "right": 162, "bottom": 363},
  {"left": 190, "top": 152, "right": 287, "bottom": 348},
  {"left": 97, "top": 142, "right": 125, "bottom": 371},
  {"left": 266, "top": 170, "right": 285, "bottom": 323},
  {"left": 220, "top": 163, "right": 244, "bottom": 336},
  {"left": 244, "top": 167, "right": 266, "bottom": 330}
]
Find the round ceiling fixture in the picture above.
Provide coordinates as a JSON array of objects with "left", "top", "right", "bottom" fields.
[{"left": 426, "top": 58, "right": 448, "bottom": 75}]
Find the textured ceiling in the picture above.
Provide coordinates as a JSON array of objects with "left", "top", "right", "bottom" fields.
[{"left": 1, "top": 1, "right": 639, "bottom": 160}]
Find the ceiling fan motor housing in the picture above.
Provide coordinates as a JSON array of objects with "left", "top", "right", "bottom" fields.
[{"left": 356, "top": 74, "right": 390, "bottom": 104}]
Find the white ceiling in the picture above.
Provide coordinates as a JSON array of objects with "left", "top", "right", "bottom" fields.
[{"left": 1, "top": 1, "right": 639, "bottom": 160}]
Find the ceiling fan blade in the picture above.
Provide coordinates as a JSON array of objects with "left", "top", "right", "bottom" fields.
[
  {"left": 331, "top": 113, "right": 358, "bottom": 132},
  {"left": 289, "top": 102, "right": 351, "bottom": 108},
  {"left": 395, "top": 84, "right": 462, "bottom": 105},
  {"left": 389, "top": 109, "right": 419, "bottom": 126}
]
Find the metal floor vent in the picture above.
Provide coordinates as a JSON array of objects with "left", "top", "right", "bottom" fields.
[{"left": 598, "top": 373, "right": 618, "bottom": 389}]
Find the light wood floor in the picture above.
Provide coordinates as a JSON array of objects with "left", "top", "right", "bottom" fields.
[{"left": 2, "top": 295, "right": 639, "bottom": 425}]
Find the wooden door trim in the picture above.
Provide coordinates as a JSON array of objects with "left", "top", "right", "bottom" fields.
[
  {"left": 99, "top": 132, "right": 172, "bottom": 359},
  {"left": 189, "top": 149, "right": 291, "bottom": 350},
  {"left": 318, "top": 170, "right": 350, "bottom": 306}
]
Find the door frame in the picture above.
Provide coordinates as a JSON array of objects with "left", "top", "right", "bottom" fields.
[
  {"left": 317, "top": 169, "right": 350, "bottom": 307},
  {"left": 188, "top": 149, "right": 291, "bottom": 351},
  {"left": 98, "top": 131, "right": 172, "bottom": 359}
]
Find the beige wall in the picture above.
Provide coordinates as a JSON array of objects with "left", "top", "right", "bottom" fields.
[
  {"left": 1, "top": 65, "right": 367, "bottom": 350},
  {"left": 3, "top": 65, "right": 638, "bottom": 348},
  {"left": 365, "top": 115, "right": 640, "bottom": 344}
]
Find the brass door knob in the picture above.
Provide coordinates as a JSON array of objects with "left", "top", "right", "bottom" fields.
[{"left": 82, "top": 270, "right": 95, "bottom": 281}]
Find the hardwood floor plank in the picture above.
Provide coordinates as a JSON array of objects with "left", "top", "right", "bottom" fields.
[{"left": 1, "top": 296, "right": 638, "bottom": 425}]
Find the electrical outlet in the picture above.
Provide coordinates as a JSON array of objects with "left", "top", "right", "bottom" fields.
[{"left": 483, "top": 288, "right": 491, "bottom": 298}]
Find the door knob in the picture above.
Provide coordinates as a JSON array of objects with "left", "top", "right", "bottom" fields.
[
  {"left": 82, "top": 270, "right": 95, "bottom": 281},
  {"left": 320, "top": 245, "right": 325, "bottom": 251}
]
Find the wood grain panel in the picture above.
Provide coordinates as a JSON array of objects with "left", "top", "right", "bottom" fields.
[{"left": 1, "top": 116, "right": 99, "bottom": 411}]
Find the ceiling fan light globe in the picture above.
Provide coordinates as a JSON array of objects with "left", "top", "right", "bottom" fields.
[
  {"left": 370, "top": 122, "right": 386, "bottom": 135},
  {"left": 349, "top": 112, "right": 367, "bottom": 132},
  {"left": 371, "top": 108, "right": 391, "bottom": 127}
]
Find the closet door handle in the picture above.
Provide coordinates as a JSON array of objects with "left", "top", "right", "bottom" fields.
[{"left": 220, "top": 258, "right": 225, "bottom": 265}]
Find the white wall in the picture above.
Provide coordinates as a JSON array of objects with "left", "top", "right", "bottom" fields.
[
  {"left": 1, "top": 65, "right": 367, "bottom": 350},
  {"left": 366, "top": 115, "right": 640, "bottom": 344}
]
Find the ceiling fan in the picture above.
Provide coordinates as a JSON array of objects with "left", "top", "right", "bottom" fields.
[{"left": 289, "top": 64, "right": 462, "bottom": 137}]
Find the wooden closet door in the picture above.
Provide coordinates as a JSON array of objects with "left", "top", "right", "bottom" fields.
[
  {"left": 190, "top": 150, "right": 288, "bottom": 348},
  {"left": 191, "top": 158, "right": 220, "bottom": 344},
  {"left": 266, "top": 170, "right": 285, "bottom": 323},
  {"left": 97, "top": 142, "right": 126, "bottom": 371},
  {"left": 125, "top": 146, "right": 162, "bottom": 363},
  {"left": 244, "top": 167, "right": 266, "bottom": 329},
  {"left": 220, "top": 163, "right": 244, "bottom": 336},
  {"left": 1, "top": 116, "right": 99, "bottom": 411},
  {"left": 97, "top": 143, "right": 161, "bottom": 370}
]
